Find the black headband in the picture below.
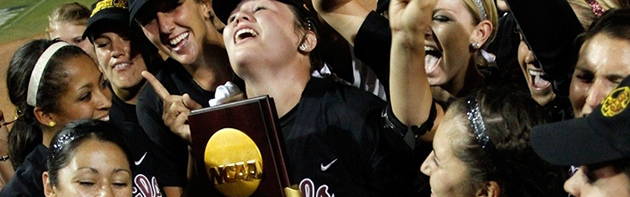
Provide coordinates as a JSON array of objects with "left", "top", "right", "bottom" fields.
[{"left": 50, "top": 129, "right": 91, "bottom": 159}]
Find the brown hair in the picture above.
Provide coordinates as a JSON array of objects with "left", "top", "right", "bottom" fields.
[{"left": 448, "top": 86, "right": 566, "bottom": 197}]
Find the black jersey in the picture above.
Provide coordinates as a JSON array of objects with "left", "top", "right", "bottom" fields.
[
  {"left": 110, "top": 88, "right": 140, "bottom": 126},
  {"left": 118, "top": 122, "right": 165, "bottom": 197},
  {"left": 280, "top": 78, "right": 419, "bottom": 196},
  {"left": 136, "top": 58, "right": 215, "bottom": 187},
  {"left": 110, "top": 91, "right": 165, "bottom": 196},
  {"left": 0, "top": 145, "right": 47, "bottom": 197}
]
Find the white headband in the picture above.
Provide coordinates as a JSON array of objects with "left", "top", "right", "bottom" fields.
[{"left": 27, "top": 42, "right": 70, "bottom": 107}]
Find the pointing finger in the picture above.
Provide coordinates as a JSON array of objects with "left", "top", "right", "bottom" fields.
[{"left": 142, "top": 71, "right": 171, "bottom": 100}]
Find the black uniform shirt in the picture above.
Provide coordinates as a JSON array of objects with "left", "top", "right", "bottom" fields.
[
  {"left": 110, "top": 90, "right": 166, "bottom": 196},
  {"left": 280, "top": 78, "right": 418, "bottom": 196}
]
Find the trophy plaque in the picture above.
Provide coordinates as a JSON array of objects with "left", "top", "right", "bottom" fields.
[{"left": 188, "top": 95, "right": 290, "bottom": 197}]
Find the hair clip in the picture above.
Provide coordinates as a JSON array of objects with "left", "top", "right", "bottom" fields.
[
  {"left": 585, "top": 0, "right": 605, "bottom": 18},
  {"left": 50, "top": 129, "right": 90, "bottom": 158},
  {"left": 472, "top": 0, "right": 488, "bottom": 20},
  {"left": 465, "top": 97, "right": 495, "bottom": 151}
]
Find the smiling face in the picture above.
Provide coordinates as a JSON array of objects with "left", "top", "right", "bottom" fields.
[
  {"left": 564, "top": 165, "right": 630, "bottom": 197},
  {"left": 569, "top": 33, "right": 630, "bottom": 117},
  {"left": 136, "top": 0, "right": 214, "bottom": 65},
  {"left": 421, "top": 111, "right": 477, "bottom": 197},
  {"left": 93, "top": 26, "right": 148, "bottom": 93},
  {"left": 47, "top": 139, "right": 132, "bottom": 197},
  {"left": 49, "top": 22, "right": 96, "bottom": 59},
  {"left": 222, "top": 0, "right": 306, "bottom": 76},
  {"left": 424, "top": 0, "right": 478, "bottom": 91},
  {"left": 50, "top": 55, "right": 111, "bottom": 126},
  {"left": 517, "top": 34, "right": 555, "bottom": 106}
]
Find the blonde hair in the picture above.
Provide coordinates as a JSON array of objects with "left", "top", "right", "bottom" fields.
[
  {"left": 46, "top": 2, "right": 90, "bottom": 39},
  {"left": 463, "top": 0, "right": 499, "bottom": 47},
  {"left": 567, "top": 0, "right": 628, "bottom": 29}
]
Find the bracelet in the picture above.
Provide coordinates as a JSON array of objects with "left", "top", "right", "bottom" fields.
[{"left": 0, "top": 155, "right": 9, "bottom": 161}]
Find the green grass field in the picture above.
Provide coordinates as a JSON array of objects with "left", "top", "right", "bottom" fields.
[{"left": 0, "top": 0, "right": 96, "bottom": 44}]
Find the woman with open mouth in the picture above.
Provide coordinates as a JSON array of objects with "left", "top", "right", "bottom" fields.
[
  {"left": 510, "top": 0, "right": 627, "bottom": 119},
  {"left": 517, "top": 32, "right": 573, "bottom": 121},
  {"left": 313, "top": 0, "right": 499, "bottom": 102},
  {"left": 311, "top": 0, "right": 501, "bottom": 194},
  {"left": 422, "top": 0, "right": 498, "bottom": 100},
  {"left": 126, "top": 0, "right": 239, "bottom": 195},
  {"left": 388, "top": 0, "right": 566, "bottom": 196},
  {"left": 517, "top": 38, "right": 554, "bottom": 106}
]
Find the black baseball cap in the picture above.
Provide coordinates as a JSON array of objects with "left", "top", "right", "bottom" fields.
[
  {"left": 127, "top": 0, "right": 156, "bottom": 25},
  {"left": 83, "top": 0, "right": 130, "bottom": 41},
  {"left": 213, "top": 0, "right": 311, "bottom": 24},
  {"left": 532, "top": 75, "right": 630, "bottom": 166},
  {"left": 128, "top": 0, "right": 182, "bottom": 25}
]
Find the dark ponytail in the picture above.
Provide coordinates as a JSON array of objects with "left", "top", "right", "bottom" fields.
[{"left": 6, "top": 39, "right": 86, "bottom": 168}]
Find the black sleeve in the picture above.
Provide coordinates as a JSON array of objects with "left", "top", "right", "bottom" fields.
[
  {"left": 354, "top": 11, "right": 392, "bottom": 88},
  {"left": 364, "top": 106, "right": 420, "bottom": 196},
  {"left": 136, "top": 86, "right": 189, "bottom": 187},
  {"left": 0, "top": 148, "right": 46, "bottom": 197},
  {"left": 0, "top": 172, "right": 43, "bottom": 197},
  {"left": 381, "top": 101, "right": 436, "bottom": 152}
]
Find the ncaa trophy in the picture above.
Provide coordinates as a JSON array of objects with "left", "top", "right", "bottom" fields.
[{"left": 188, "top": 95, "right": 291, "bottom": 197}]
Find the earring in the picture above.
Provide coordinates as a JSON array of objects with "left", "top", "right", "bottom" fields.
[
  {"left": 299, "top": 44, "right": 307, "bottom": 51},
  {"left": 48, "top": 121, "right": 56, "bottom": 127},
  {"left": 471, "top": 42, "right": 481, "bottom": 49}
]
